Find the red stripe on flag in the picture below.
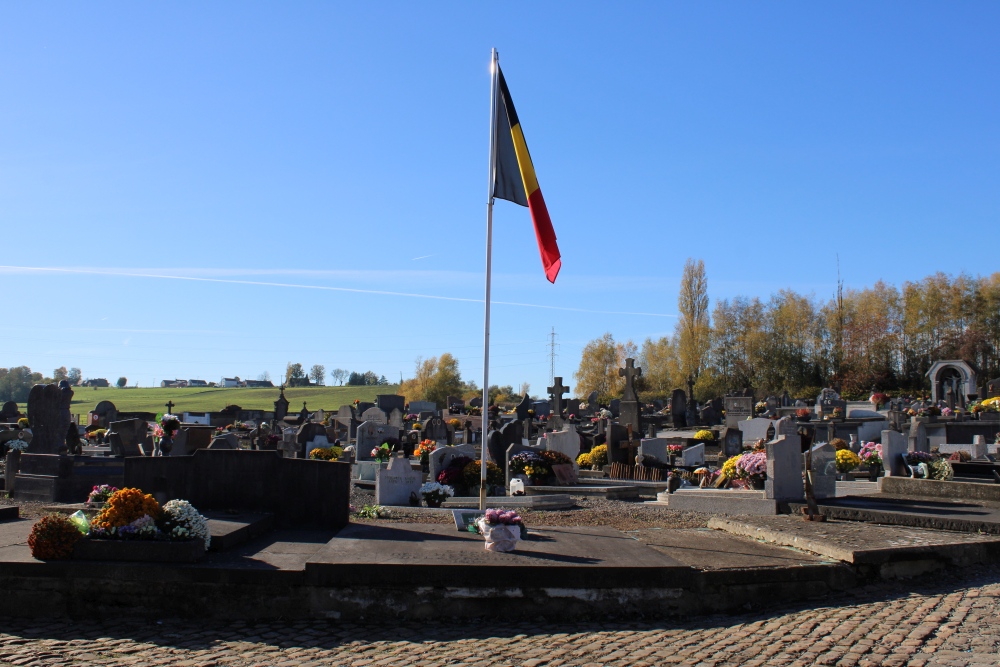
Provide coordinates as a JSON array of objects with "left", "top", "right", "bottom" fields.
[{"left": 528, "top": 188, "right": 561, "bottom": 283}]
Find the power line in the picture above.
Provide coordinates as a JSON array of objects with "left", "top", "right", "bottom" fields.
[{"left": 548, "top": 326, "right": 559, "bottom": 385}]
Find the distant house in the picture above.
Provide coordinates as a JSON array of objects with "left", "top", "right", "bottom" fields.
[
  {"left": 160, "top": 379, "right": 189, "bottom": 388},
  {"left": 219, "top": 377, "right": 243, "bottom": 388},
  {"left": 244, "top": 380, "right": 274, "bottom": 388},
  {"left": 81, "top": 378, "right": 110, "bottom": 388},
  {"left": 188, "top": 379, "right": 209, "bottom": 387}
]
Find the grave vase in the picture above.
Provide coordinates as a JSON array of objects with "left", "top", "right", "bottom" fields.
[
  {"left": 748, "top": 476, "right": 765, "bottom": 490},
  {"left": 868, "top": 463, "right": 881, "bottom": 482}
]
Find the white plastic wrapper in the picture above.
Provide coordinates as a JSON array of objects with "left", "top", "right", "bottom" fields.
[{"left": 477, "top": 520, "right": 520, "bottom": 552}]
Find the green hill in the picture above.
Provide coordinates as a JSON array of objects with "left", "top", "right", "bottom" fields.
[{"left": 26, "top": 385, "right": 403, "bottom": 418}]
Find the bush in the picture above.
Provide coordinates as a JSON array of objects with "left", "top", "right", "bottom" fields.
[
  {"left": 91, "top": 488, "right": 161, "bottom": 531},
  {"left": 309, "top": 446, "right": 344, "bottom": 461},
  {"left": 829, "top": 438, "right": 849, "bottom": 451},
  {"left": 576, "top": 451, "right": 592, "bottom": 467},
  {"left": 588, "top": 444, "right": 608, "bottom": 468},
  {"left": 28, "top": 515, "right": 83, "bottom": 560},
  {"left": 693, "top": 429, "right": 715, "bottom": 441}
]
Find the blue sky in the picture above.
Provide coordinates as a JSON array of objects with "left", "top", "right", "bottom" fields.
[{"left": 2, "top": 3, "right": 998, "bottom": 395}]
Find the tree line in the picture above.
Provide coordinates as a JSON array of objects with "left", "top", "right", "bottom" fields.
[
  {"left": 283, "top": 363, "right": 390, "bottom": 387},
  {"left": 575, "top": 261, "right": 1000, "bottom": 402}
]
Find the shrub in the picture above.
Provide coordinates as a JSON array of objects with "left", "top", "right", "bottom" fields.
[
  {"left": 693, "top": 429, "right": 715, "bottom": 441},
  {"left": 463, "top": 460, "right": 504, "bottom": 490},
  {"left": 829, "top": 438, "right": 849, "bottom": 451},
  {"left": 91, "top": 488, "right": 161, "bottom": 531},
  {"left": 588, "top": 444, "right": 609, "bottom": 468},
  {"left": 309, "top": 446, "right": 344, "bottom": 461},
  {"left": 28, "top": 515, "right": 83, "bottom": 560},
  {"left": 576, "top": 451, "right": 592, "bottom": 467}
]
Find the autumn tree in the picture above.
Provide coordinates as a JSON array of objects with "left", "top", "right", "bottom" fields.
[
  {"left": 574, "top": 333, "right": 638, "bottom": 403},
  {"left": 676, "top": 258, "right": 711, "bottom": 380},
  {"left": 399, "top": 353, "right": 464, "bottom": 408}
]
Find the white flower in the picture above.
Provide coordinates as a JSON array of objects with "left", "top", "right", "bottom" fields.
[
  {"left": 6, "top": 440, "right": 28, "bottom": 452},
  {"left": 419, "top": 482, "right": 454, "bottom": 497},
  {"left": 162, "top": 499, "right": 211, "bottom": 550}
]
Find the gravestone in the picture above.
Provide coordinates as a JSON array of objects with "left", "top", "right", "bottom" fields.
[
  {"left": 355, "top": 402, "right": 374, "bottom": 417},
  {"left": 908, "top": 419, "right": 929, "bottom": 453},
  {"left": 738, "top": 417, "right": 774, "bottom": 443},
  {"left": 375, "top": 395, "right": 406, "bottom": 416},
  {"left": 544, "top": 426, "right": 580, "bottom": 461},
  {"left": 724, "top": 396, "right": 753, "bottom": 428},
  {"left": 428, "top": 443, "right": 479, "bottom": 482},
  {"left": 781, "top": 391, "right": 792, "bottom": 407},
  {"left": 618, "top": 358, "right": 642, "bottom": 433},
  {"left": 504, "top": 441, "right": 542, "bottom": 487},
  {"left": 208, "top": 433, "right": 240, "bottom": 450},
  {"left": 805, "top": 442, "right": 836, "bottom": 499},
  {"left": 774, "top": 417, "right": 798, "bottom": 438},
  {"left": 609, "top": 399, "right": 620, "bottom": 418},
  {"left": 765, "top": 435, "right": 804, "bottom": 501},
  {"left": 422, "top": 416, "right": 449, "bottom": 443},
  {"left": 91, "top": 400, "right": 119, "bottom": 427},
  {"left": 304, "top": 434, "right": 332, "bottom": 458},
  {"left": 699, "top": 404, "right": 719, "bottom": 426},
  {"left": 356, "top": 421, "right": 399, "bottom": 460},
  {"left": 722, "top": 427, "right": 743, "bottom": 457},
  {"left": 388, "top": 408, "right": 404, "bottom": 430},
  {"left": 375, "top": 455, "right": 422, "bottom": 506},
  {"left": 638, "top": 438, "right": 669, "bottom": 462},
  {"left": 409, "top": 400, "right": 437, "bottom": 414},
  {"left": 547, "top": 377, "right": 570, "bottom": 417},
  {"left": 512, "top": 394, "right": 530, "bottom": 420},
  {"left": 881, "top": 430, "right": 909, "bottom": 476},
  {"left": 532, "top": 401, "right": 551, "bottom": 418},
  {"left": 587, "top": 391, "right": 598, "bottom": 412},
  {"left": 469, "top": 396, "right": 483, "bottom": 408},
  {"left": 361, "top": 407, "right": 388, "bottom": 425},
  {"left": 499, "top": 420, "right": 523, "bottom": 450},
  {"left": 486, "top": 430, "right": 506, "bottom": 464},
  {"left": 670, "top": 389, "right": 687, "bottom": 429},
  {"left": 606, "top": 423, "right": 629, "bottom": 464},
  {"left": 26, "top": 384, "right": 64, "bottom": 454},
  {"left": 680, "top": 443, "right": 705, "bottom": 467},
  {"left": 107, "top": 419, "right": 147, "bottom": 457}
]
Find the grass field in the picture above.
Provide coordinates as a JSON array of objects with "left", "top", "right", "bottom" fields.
[{"left": 19, "top": 385, "right": 402, "bottom": 417}]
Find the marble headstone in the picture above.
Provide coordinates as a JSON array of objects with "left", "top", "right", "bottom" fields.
[
  {"left": 375, "top": 455, "right": 422, "bottom": 506},
  {"left": 765, "top": 435, "right": 804, "bottom": 501}
]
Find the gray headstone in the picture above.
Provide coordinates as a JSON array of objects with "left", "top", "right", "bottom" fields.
[
  {"left": 724, "top": 396, "right": 753, "bottom": 428},
  {"left": 908, "top": 419, "right": 928, "bottom": 453},
  {"left": 389, "top": 408, "right": 404, "bottom": 430},
  {"left": 587, "top": 391, "right": 598, "bottom": 411},
  {"left": 638, "top": 438, "right": 669, "bottom": 462},
  {"left": 739, "top": 418, "right": 774, "bottom": 443},
  {"left": 422, "top": 416, "right": 449, "bottom": 443},
  {"left": 356, "top": 421, "right": 399, "bottom": 459},
  {"left": 408, "top": 400, "right": 437, "bottom": 414},
  {"left": 208, "top": 433, "right": 240, "bottom": 450},
  {"left": 375, "top": 455, "right": 422, "bottom": 506},
  {"left": 360, "top": 407, "right": 388, "bottom": 425},
  {"left": 26, "top": 384, "right": 64, "bottom": 454},
  {"left": 805, "top": 442, "right": 836, "bottom": 500},
  {"left": 375, "top": 394, "right": 406, "bottom": 416},
  {"left": 765, "top": 435, "right": 804, "bottom": 501},
  {"left": 680, "top": 443, "right": 705, "bottom": 467},
  {"left": 336, "top": 405, "right": 355, "bottom": 427},
  {"left": 544, "top": 426, "right": 580, "bottom": 461},
  {"left": 774, "top": 417, "right": 798, "bottom": 438},
  {"left": 882, "top": 430, "right": 908, "bottom": 477}
]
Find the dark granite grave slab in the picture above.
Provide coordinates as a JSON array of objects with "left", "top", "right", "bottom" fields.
[
  {"left": 305, "top": 523, "right": 688, "bottom": 588},
  {"left": 73, "top": 538, "right": 205, "bottom": 563}
]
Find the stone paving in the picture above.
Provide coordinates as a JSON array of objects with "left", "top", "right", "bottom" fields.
[{"left": 1, "top": 566, "right": 999, "bottom": 667}]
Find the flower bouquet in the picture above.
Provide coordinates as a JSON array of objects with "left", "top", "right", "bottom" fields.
[
  {"left": 475, "top": 508, "right": 524, "bottom": 552},
  {"left": 419, "top": 481, "right": 454, "bottom": 507},
  {"left": 415, "top": 440, "right": 437, "bottom": 470},
  {"left": 795, "top": 408, "right": 812, "bottom": 421},
  {"left": 859, "top": 441, "right": 883, "bottom": 481},
  {"left": 835, "top": 449, "right": 861, "bottom": 474},
  {"left": 735, "top": 451, "right": 767, "bottom": 489},
  {"left": 86, "top": 484, "right": 119, "bottom": 507},
  {"left": 371, "top": 443, "right": 392, "bottom": 462}
]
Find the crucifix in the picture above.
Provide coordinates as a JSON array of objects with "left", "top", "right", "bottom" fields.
[
  {"left": 547, "top": 377, "right": 570, "bottom": 417},
  {"left": 619, "top": 358, "right": 641, "bottom": 403},
  {"left": 165, "top": 400, "right": 175, "bottom": 415}
]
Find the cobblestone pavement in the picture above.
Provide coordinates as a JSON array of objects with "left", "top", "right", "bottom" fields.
[{"left": 1, "top": 567, "right": 999, "bottom": 667}]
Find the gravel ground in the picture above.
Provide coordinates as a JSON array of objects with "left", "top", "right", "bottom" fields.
[
  {"left": 350, "top": 486, "right": 708, "bottom": 531},
  {"left": 3, "top": 487, "right": 708, "bottom": 532}
]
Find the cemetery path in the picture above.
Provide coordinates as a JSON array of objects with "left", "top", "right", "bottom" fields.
[{"left": 1, "top": 565, "right": 998, "bottom": 667}]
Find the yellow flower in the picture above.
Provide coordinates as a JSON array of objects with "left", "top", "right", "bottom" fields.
[
  {"left": 835, "top": 449, "right": 861, "bottom": 474},
  {"left": 721, "top": 455, "right": 740, "bottom": 480}
]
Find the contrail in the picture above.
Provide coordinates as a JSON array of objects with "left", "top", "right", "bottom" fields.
[{"left": 0, "top": 266, "right": 676, "bottom": 318}]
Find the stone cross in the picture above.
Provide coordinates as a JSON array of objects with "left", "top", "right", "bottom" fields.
[
  {"left": 165, "top": 401, "right": 175, "bottom": 415},
  {"left": 547, "top": 377, "right": 570, "bottom": 416},
  {"left": 619, "top": 358, "right": 642, "bottom": 402}
]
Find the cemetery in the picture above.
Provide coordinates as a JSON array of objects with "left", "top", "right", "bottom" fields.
[{"left": 1, "top": 365, "right": 1000, "bottom": 621}]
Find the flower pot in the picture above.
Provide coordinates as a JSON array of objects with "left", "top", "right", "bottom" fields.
[
  {"left": 421, "top": 461, "right": 429, "bottom": 474},
  {"left": 748, "top": 477, "right": 765, "bottom": 490},
  {"left": 425, "top": 498, "right": 442, "bottom": 508},
  {"left": 868, "top": 465, "right": 881, "bottom": 482},
  {"left": 478, "top": 522, "right": 520, "bottom": 552}
]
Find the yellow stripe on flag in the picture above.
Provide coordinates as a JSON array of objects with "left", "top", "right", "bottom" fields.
[{"left": 510, "top": 124, "right": 540, "bottom": 196}]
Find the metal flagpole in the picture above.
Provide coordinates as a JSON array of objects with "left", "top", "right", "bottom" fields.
[{"left": 481, "top": 48, "right": 499, "bottom": 512}]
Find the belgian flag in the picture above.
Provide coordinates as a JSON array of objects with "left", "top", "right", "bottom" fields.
[{"left": 493, "top": 67, "right": 561, "bottom": 283}]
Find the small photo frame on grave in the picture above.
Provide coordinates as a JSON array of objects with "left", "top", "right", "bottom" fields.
[{"left": 452, "top": 509, "right": 485, "bottom": 532}]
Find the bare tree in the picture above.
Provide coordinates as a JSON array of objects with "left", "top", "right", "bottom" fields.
[
  {"left": 309, "top": 364, "right": 326, "bottom": 385},
  {"left": 330, "top": 368, "right": 348, "bottom": 386}
]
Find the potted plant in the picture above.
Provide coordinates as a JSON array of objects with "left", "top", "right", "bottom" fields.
[
  {"left": 509, "top": 451, "right": 546, "bottom": 486},
  {"left": 835, "top": 449, "right": 861, "bottom": 479},
  {"left": 795, "top": 408, "right": 812, "bottom": 422},
  {"left": 371, "top": 443, "right": 392, "bottom": 463},
  {"left": 859, "top": 442, "right": 883, "bottom": 482},
  {"left": 475, "top": 508, "right": 525, "bottom": 552},
  {"left": 735, "top": 451, "right": 767, "bottom": 490},
  {"left": 419, "top": 482, "right": 454, "bottom": 507},
  {"left": 667, "top": 444, "right": 683, "bottom": 466},
  {"left": 86, "top": 484, "right": 119, "bottom": 508},
  {"left": 904, "top": 451, "right": 934, "bottom": 478},
  {"left": 415, "top": 440, "right": 436, "bottom": 473}
]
